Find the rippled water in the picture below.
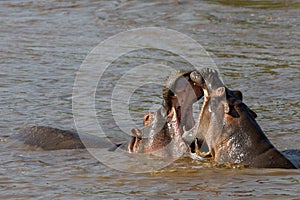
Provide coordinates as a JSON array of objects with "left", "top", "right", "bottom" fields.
[{"left": 1, "top": 0, "right": 299, "bottom": 199}]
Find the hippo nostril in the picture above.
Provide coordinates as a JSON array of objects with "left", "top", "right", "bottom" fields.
[{"left": 190, "top": 71, "right": 204, "bottom": 85}]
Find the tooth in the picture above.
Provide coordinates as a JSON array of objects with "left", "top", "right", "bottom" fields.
[{"left": 183, "top": 126, "right": 187, "bottom": 133}]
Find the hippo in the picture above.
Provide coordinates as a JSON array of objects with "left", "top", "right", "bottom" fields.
[
  {"left": 11, "top": 70, "right": 203, "bottom": 157},
  {"left": 10, "top": 126, "right": 115, "bottom": 150},
  {"left": 188, "top": 68, "right": 296, "bottom": 168},
  {"left": 126, "top": 70, "right": 204, "bottom": 157}
]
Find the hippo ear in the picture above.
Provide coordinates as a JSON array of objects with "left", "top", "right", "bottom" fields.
[
  {"left": 249, "top": 108, "right": 257, "bottom": 118},
  {"left": 143, "top": 112, "right": 154, "bottom": 126},
  {"left": 215, "top": 87, "right": 226, "bottom": 97},
  {"left": 232, "top": 90, "right": 243, "bottom": 101}
]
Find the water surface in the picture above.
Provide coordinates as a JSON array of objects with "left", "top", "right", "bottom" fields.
[{"left": 0, "top": 0, "right": 299, "bottom": 199}]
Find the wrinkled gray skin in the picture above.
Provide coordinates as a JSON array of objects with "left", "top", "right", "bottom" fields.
[
  {"left": 190, "top": 68, "right": 296, "bottom": 168},
  {"left": 12, "top": 70, "right": 203, "bottom": 157}
]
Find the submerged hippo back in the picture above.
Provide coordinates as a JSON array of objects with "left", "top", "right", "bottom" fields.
[{"left": 12, "top": 126, "right": 115, "bottom": 150}]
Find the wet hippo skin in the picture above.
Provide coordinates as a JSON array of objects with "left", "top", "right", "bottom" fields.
[
  {"left": 190, "top": 68, "right": 297, "bottom": 168},
  {"left": 128, "top": 70, "right": 204, "bottom": 157},
  {"left": 11, "top": 126, "right": 116, "bottom": 150}
]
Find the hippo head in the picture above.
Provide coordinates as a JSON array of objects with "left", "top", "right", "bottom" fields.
[
  {"left": 189, "top": 68, "right": 296, "bottom": 168},
  {"left": 128, "top": 70, "right": 203, "bottom": 158},
  {"left": 189, "top": 68, "right": 261, "bottom": 161}
]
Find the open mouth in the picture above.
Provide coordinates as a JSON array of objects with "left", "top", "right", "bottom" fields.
[
  {"left": 167, "top": 74, "right": 204, "bottom": 135},
  {"left": 129, "top": 70, "right": 205, "bottom": 156},
  {"left": 165, "top": 73, "right": 205, "bottom": 155}
]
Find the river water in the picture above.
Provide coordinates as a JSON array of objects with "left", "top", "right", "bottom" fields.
[{"left": 1, "top": 0, "right": 299, "bottom": 199}]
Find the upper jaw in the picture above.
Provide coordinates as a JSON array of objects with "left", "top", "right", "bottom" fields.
[
  {"left": 167, "top": 74, "right": 204, "bottom": 136},
  {"left": 190, "top": 68, "right": 224, "bottom": 94}
]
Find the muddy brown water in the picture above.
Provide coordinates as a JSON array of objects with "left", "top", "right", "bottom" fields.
[{"left": 1, "top": 0, "right": 299, "bottom": 199}]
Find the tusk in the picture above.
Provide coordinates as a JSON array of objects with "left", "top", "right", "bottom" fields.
[{"left": 183, "top": 125, "right": 187, "bottom": 133}]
